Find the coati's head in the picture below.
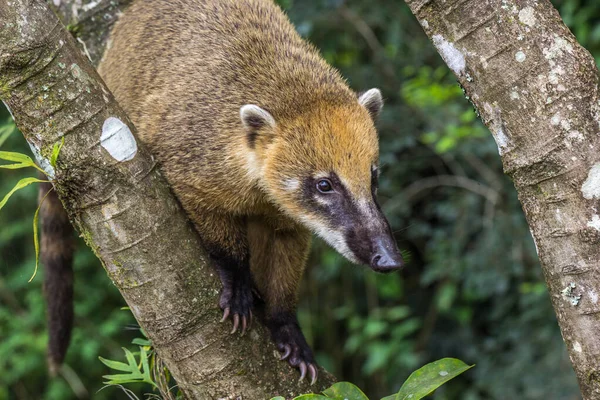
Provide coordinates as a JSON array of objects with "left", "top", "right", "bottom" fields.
[{"left": 241, "top": 89, "right": 404, "bottom": 272}]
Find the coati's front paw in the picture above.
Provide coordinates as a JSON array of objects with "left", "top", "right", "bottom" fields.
[
  {"left": 271, "top": 322, "right": 318, "bottom": 385},
  {"left": 219, "top": 283, "right": 253, "bottom": 335}
]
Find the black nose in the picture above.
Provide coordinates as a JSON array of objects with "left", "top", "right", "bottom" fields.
[{"left": 370, "top": 239, "right": 404, "bottom": 272}]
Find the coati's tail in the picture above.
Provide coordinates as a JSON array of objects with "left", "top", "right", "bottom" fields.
[{"left": 39, "top": 180, "right": 75, "bottom": 375}]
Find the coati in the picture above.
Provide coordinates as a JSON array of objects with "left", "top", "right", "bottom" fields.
[{"left": 43, "top": 0, "right": 404, "bottom": 384}]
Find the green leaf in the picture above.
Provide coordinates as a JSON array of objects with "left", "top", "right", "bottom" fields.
[
  {"left": 0, "top": 177, "right": 47, "bottom": 211},
  {"left": 270, "top": 397, "right": 286, "bottom": 400},
  {"left": 323, "top": 382, "right": 369, "bottom": 400},
  {"left": 28, "top": 187, "right": 52, "bottom": 282},
  {"left": 132, "top": 338, "right": 152, "bottom": 346},
  {"left": 0, "top": 151, "right": 44, "bottom": 173},
  {"left": 0, "top": 151, "right": 36, "bottom": 164},
  {"left": 50, "top": 137, "right": 64, "bottom": 168},
  {"left": 99, "top": 347, "right": 157, "bottom": 388},
  {"left": 97, "top": 357, "right": 132, "bottom": 372},
  {"left": 0, "top": 163, "right": 34, "bottom": 170},
  {"left": 292, "top": 396, "right": 331, "bottom": 400},
  {"left": 385, "top": 358, "right": 474, "bottom": 400}
]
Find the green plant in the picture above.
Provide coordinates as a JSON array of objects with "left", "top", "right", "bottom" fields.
[
  {"left": 99, "top": 320, "right": 180, "bottom": 400},
  {"left": 270, "top": 358, "right": 473, "bottom": 400},
  {"left": 0, "top": 136, "right": 64, "bottom": 282}
]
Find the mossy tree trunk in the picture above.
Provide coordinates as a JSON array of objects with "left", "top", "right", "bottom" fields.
[
  {"left": 0, "top": 0, "right": 334, "bottom": 398},
  {"left": 405, "top": 0, "right": 600, "bottom": 398}
]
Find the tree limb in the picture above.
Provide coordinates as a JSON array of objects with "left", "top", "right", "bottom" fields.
[{"left": 404, "top": 0, "right": 600, "bottom": 398}]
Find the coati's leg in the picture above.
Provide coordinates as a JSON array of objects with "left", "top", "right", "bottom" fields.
[
  {"left": 195, "top": 212, "right": 253, "bottom": 334},
  {"left": 248, "top": 219, "right": 317, "bottom": 383}
]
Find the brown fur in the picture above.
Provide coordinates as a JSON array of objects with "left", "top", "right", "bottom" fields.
[
  {"left": 98, "top": 0, "right": 377, "bottom": 305},
  {"left": 96, "top": 0, "right": 393, "bottom": 379}
]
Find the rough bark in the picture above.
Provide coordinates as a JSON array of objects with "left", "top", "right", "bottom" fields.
[
  {"left": 404, "top": 0, "right": 600, "bottom": 398},
  {"left": 0, "top": 1, "right": 334, "bottom": 398}
]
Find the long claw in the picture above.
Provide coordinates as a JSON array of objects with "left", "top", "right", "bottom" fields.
[
  {"left": 249, "top": 310, "right": 253, "bottom": 328},
  {"left": 241, "top": 315, "right": 247, "bottom": 336},
  {"left": 308, "top": 364, "right": 318, "bottom": 385},
  {"left": 280, "top": 345, "right": 291, "bottom": 361},
  {"left": 231, "top": 314, "right": 239, "bottom": 334},
  {"left": 298, "top": 362, "right": 307, "bottom": 382},
  {"left": 220, "top": 307, "right": 230, "bottom": 322}
]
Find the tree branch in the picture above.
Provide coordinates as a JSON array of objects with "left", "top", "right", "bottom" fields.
[
  {"left": 0, "top": 1, "right": 334, "bottom": 398},
  {"left": 404, "top": 0, "right": 600, "bottom": 398}
]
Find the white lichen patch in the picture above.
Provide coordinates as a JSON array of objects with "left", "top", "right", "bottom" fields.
[
  {"left": 27, "top": 141, "right": 55, "bottom": 179},
  {"left": 493, "top": 127, "right": 509, "bottom": 154},
  {"left": 543, "top": 35, "right": 574, "bottom": 61},
  {"left": 581, "top": 163, "right": 600, "bottom": 199},
  {"left": 568, "top": 130, "right": 584, "bottom": 142},
  {"left": 515, "top": 51, "right": 526, "bottom": 62},
  {"left": 589, "top": 289, "right": 599, "bottom": 304},
  {"left": 519, "top": 7, "right": 537, "bottom": 27},
  {"left": 100, "top": 117, "right": 138, "bottom": 162},
  {"left": 587, "top": 214, "right": 600, "bottom": 231},
  {"left": 551, "top": 112, "right": 561, "bottom": 125},
  {"left": 484, "top": 103, "right": 510, "bottom": 155},
  {"left": 421, "top": 20, "right": 429, "bottom": 29},
  {"left": 432, "top": 35, "right": 466, "bottom": 75},
  {"left": 561, "top": 282, "right": 581, "bottom": 306},
  {"left": 510, "top": 91, "right": 520, "bottom": 100},
  {"left": 573, "top": 341, "right": 582, "bottom": 353},
  {"left": 555, "top": 208, "right": 563, "bottom": 223}
]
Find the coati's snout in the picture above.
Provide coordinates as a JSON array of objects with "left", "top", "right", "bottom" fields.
[
  {"left": 341, "top": 194, "right": 404, "bottom": 272},
  {"left": 346, "top": 216, "right": 404, "bottom": 273}
]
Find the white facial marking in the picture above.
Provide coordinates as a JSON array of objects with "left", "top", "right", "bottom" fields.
[
  {"left": 101, "top": 117, "right": 137, "bottom": 162},
  {"left": 299, "top": 215, "right": 359, "bottom": 263},
  {"left": 283, "top": 178, "right": 299, "bottom": 191},
  {"left": 245, "top": 151, "right": 262, "bottom": 181}
]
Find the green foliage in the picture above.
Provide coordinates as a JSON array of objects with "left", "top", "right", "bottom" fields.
[
  {"left": 381, "top": 358, "right": 473, "bottom": 400},
  {"left": 271, "top": 358, "right": 471, "bottom": 400},
  {"left": 99, "top": 327, "right": 180, "bottom": 400},
  {"left": 50, "top": 137, "right": 65, "bottom": 168},
  {"left": 0, "top": 151, "right": 46, "bottom": 173},
  {"left": 99, "top": 347, "right": 157, "bottom": 389}
]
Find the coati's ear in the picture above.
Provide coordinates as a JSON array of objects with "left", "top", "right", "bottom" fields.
[
  {"left": 358, "top": 88, "right": 383, "bottom": 120},
  {"left": 240, "top": 105, "right": 276, "bottom": 147}
]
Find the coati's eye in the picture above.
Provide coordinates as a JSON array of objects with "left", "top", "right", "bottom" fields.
[{"left": 316, "top": 179, "right": 333, "bottom": 193}]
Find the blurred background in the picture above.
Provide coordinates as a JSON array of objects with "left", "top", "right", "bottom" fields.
[{"left": 2, "top": 0, "right": 600, "bottom": 398}]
